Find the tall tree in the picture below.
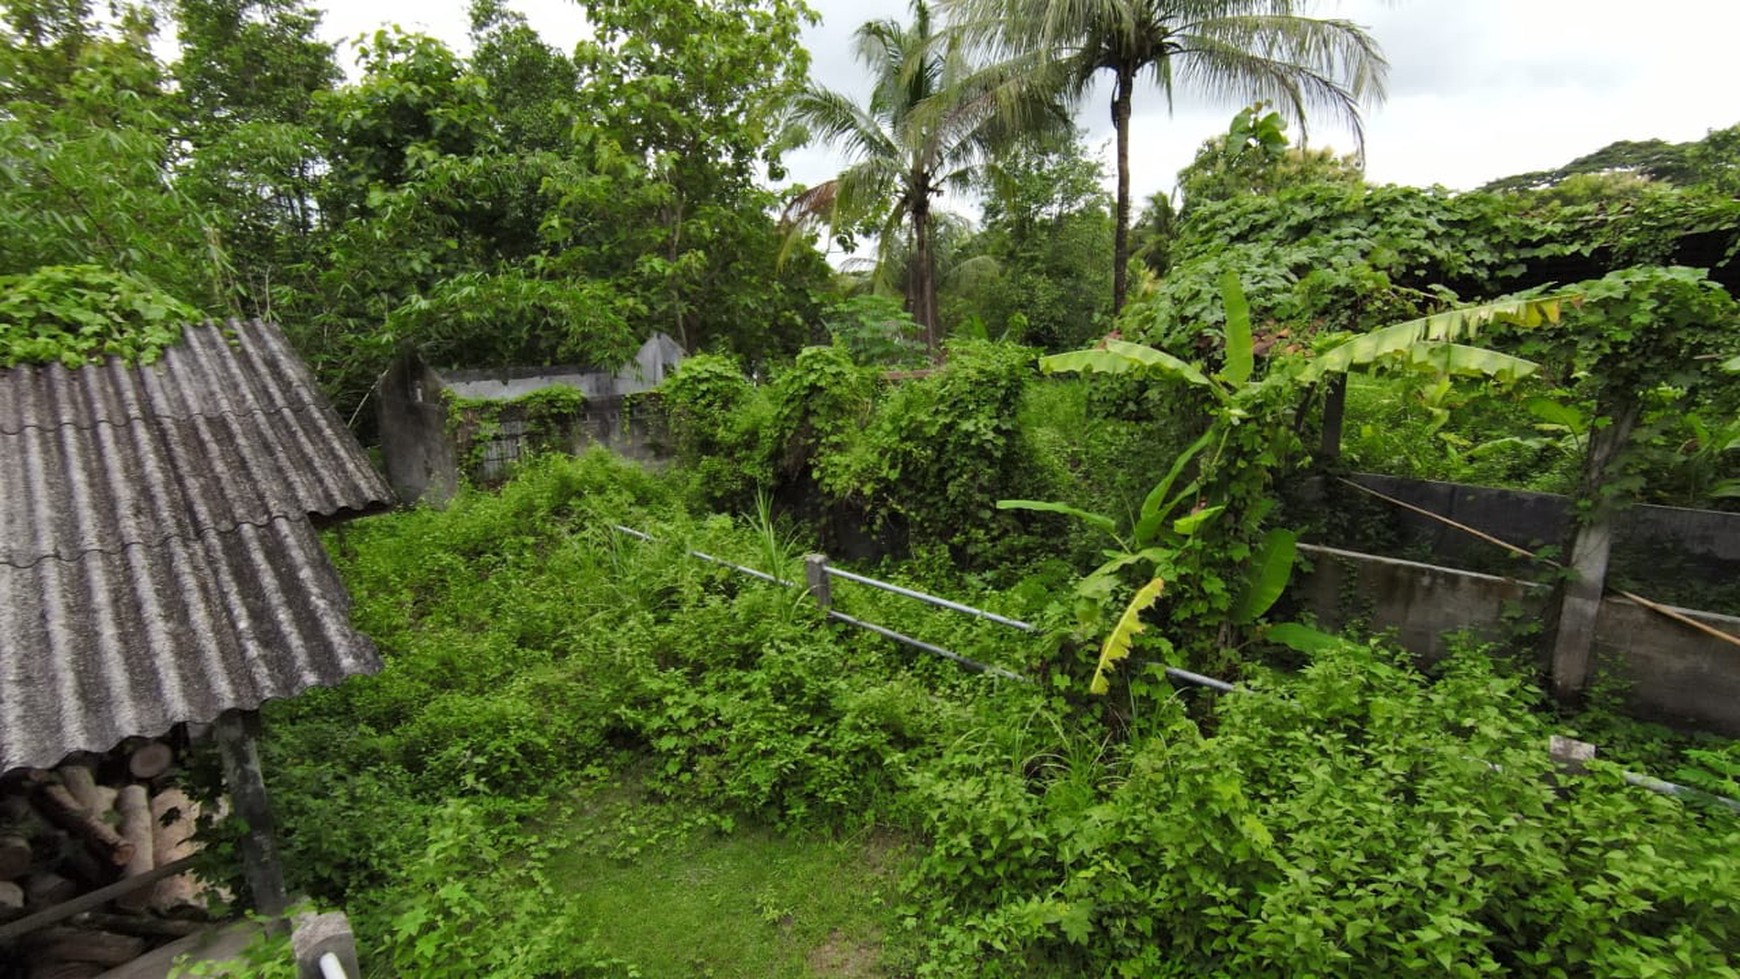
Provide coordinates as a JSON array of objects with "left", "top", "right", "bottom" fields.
[
  {"left": 787, "top": 0, "right": 1063, "bottom": 351},
  {"left": 0, "top": 1, "right": 231, "bottom": 309},
  {"left": 172, "top": 0, "right": 338, "bottom": 133},
  {"left": 972, "top": 130, "right": 1114, "bottom": 349},
  {"left": 947, "top": 0, "right": 1387, "bottom": 313},
  {"left": 573, "top": 0, "right": 819, "bottom": 354}
]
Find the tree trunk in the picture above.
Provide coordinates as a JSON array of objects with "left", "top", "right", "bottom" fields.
[
  {"left": 1549, "top": 400, "right": 1641, "bottom": 701},
  {"left": 909, "top": 175, "right": 939, "bottom": 355},
  {"left": 1111, "top": 68, "right": 1135, "bottom": 315},
  {"left": 1320, "top": 375, "right": 1348, "bottom": 461}
]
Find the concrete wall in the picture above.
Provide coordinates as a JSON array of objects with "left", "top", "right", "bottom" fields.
[
  {"left": 1293, "top": 543, "right": 1740, "bottom": 736},
  {"left": 1341, "top": 474, "right": 1740, "bottom": 615},
  {"left": 441, "top": 333, "right": 685, "bottom": 402},
  {"left": 376, "top": 352, "right": 460, "bottom": 506},
  {"left": 376, "top": 339, "right": 678, "bottom": 505}
]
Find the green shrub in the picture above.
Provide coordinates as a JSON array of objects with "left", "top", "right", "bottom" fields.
[
  {"left": 905, "top": 636, "right": 1740, "bottom": 977},
  {"left": 0, "top": 264, "right": 199, "bottom": 367}
]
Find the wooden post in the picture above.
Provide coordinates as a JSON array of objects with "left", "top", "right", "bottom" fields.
[
  {"left": 1320, "top": 375, "right": 1347, "bottom": 462},
  {"left": 804, "top": 554, "right": 832, "bottom": 610},
  {"left": 214, "top": 710, "right": 288, "bottom": 918}
]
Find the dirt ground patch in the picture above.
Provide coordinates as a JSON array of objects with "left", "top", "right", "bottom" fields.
[{"left": 806, "top": 928, "right": 885, "bottom": 978}]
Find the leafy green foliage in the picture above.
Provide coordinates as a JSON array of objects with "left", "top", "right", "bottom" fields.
[
  {"left": 966, "top": 131, "right": 1114, "bottom": 350},
  {"left": 1089, "top": 576, "right": 1163, "bottom": 694},
  {"left": 819, "top": 294, "right": 927, "bottom": 368},
  {"left": 905, "top": 637, "right": 1740, "bottom": 977},
  {"left": 0, "top": 264, "right": 197, "bottom": 367},
  {"left": 0, "top": 5, "right": 234, "bottom": 313},
  {"left": 235, "top": 449, "right": 1740, "bottom": 977},
  {"left": 663, "top": 340, "right": 1057, "bottom": 566},
  {"left": 1175, "top": 102, "right": 1362, "bottom": 216}
]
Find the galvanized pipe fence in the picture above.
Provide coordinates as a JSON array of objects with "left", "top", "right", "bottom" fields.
[{"left": 606, "top": 524, "right": 1737, "bottom": 814}]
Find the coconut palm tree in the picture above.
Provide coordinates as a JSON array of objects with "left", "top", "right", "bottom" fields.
[
  {"left": 785, "top": 0, "right": 1064, "bottom": 352},
  {"left": 944, "top": 0, "right": 1388, "bottom": 313}
]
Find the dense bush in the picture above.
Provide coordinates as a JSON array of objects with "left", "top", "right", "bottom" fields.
[
  {"left": 259, "top": 452, "right": 1016, "bottom": 961},
  {"left": 661, "top": 340, "right": 1060, "bottom": 567},
  {"left": 0, "top": 264, "right": 199, "bottom": 368},
  {"left": 241, "top": 454, "right": 1740, "bottom": 977},
  {"left": 905, "top": 636, "right": 1740, "bottom": 977}
]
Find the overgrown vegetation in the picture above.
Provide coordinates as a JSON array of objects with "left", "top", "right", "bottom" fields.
[
  {"left": 236, "top": 453, "right": 1740, "bottom": 977},
  {"left": 7, "top": 1, "right": 1740, "bottom": 975},
  {"left": 0, "top": 264, "right": 198, "bottom": 367}
]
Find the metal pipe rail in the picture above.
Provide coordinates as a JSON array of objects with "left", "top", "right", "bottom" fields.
[
  {"left": 821, "top": 565, "right": 1039, "bottom": 632},
  {"left": 826, "top": 609, "right": 1030, "bottom": 682},
  {"left": 612, "top": 525, "right": 796, "bottom": 587},
  {"left": 604, "top": 525, "right": 1734, "bottom": 812},
  {"left": 609, "top": 525, "right": 1027, "bottom": 680}
]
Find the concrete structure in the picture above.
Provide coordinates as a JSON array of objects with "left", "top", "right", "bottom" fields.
[
  {"left": 376, "top": 334, "right": 680, "bottom": 505},
  {"left": 1339, "top": 473, "right": 1740, "bottom": 614},
  {"left": 1291, "top": 543, "right": 1740, "bottom": 736}
]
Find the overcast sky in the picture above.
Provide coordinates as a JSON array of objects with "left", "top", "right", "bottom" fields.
[{"left": 311, "top": 0, "right": 1740, "bottom": 214}]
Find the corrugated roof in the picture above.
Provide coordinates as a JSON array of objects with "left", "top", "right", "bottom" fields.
[{"left": 0, "top": 320, "right": 393, "bottom": 773}]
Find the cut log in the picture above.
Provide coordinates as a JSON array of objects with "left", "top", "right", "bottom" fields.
[
  {"left": 90, "top": 785, "right": 117, "bottom": 821},
  {"left": 24, "top": 871, "right": 77, "bottom": 907},
  {"left": 149, "top": 789, "right": 196, "bottom": 862},
  {"left": 59, "top": 765, "right": 102, "bottom": 815},
  {"left": 127, "top": 741, "right": 175, "bottom": 781},
  {"left": 20, "top": 927, "right": 147, "bottom": 966},
  {"left": 37, "top": 785, "right": 132, "bottom": 867},
  {"left": 113, "top": 786, "right": 154, "bottom": 912},
  {"left": 0, "top": 879, "right": 23, "bottom": 913},
  {"left": 0, "top": 833, "right": 31, "bottom": 880},
  {"left": 74, "top": 911, "right": 205, "bottom": 939},
  {"left": 150, "top": 789, "right": 203, "bottom": 917}
]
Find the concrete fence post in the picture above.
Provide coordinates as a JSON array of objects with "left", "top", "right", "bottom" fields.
[
  {"left": 294, "top": 910, "right": 361, "bottom": 979},
  {"left": 805, "top": 554, "right": 832, "bottom": 610},
  {"left": 1549, "top": 735, "right": 1597, "bottom": 775}
]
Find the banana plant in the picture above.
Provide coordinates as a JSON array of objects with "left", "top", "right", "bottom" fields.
[
  {"left": 1007, "top": 271, "right": 1567, "bottom": 694},
  {"left": 1469, "top": 395, "right": 1590, "bottom": 462}
]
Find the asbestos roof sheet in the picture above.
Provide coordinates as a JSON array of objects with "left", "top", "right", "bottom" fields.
[{"left": 0, "top": 320, "right": 393, "bottom": 773}]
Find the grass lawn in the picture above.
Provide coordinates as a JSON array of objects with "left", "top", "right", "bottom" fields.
[{"left": 548, "top": 778, "right": 913, "bottom": 978}]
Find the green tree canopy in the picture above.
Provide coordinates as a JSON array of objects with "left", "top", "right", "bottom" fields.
[
  {"left": 946, "top": 0, "right": 1388, "bottom": 313},
  {"left": 785, "top": 0, "right": 1066, "bottom": 351}
]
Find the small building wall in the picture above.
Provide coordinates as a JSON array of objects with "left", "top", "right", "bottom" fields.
[
  {"left": 376, "top": 338, "right": 677, "bottom": 506},
  {"left": 376, "top": 352, "right": 460, "bottom": 507},
  {"left": 1292, "top": 543, "right": 1740, "bottom": 736}
]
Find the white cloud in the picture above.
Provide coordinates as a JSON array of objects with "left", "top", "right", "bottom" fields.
[{"left": 309, "top": 0, "right": 1740, "bottom": 205}]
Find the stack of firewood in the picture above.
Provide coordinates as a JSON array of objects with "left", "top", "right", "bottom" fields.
[{"left": 0, "top": 739, "right": 218, "bottom": 978}]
